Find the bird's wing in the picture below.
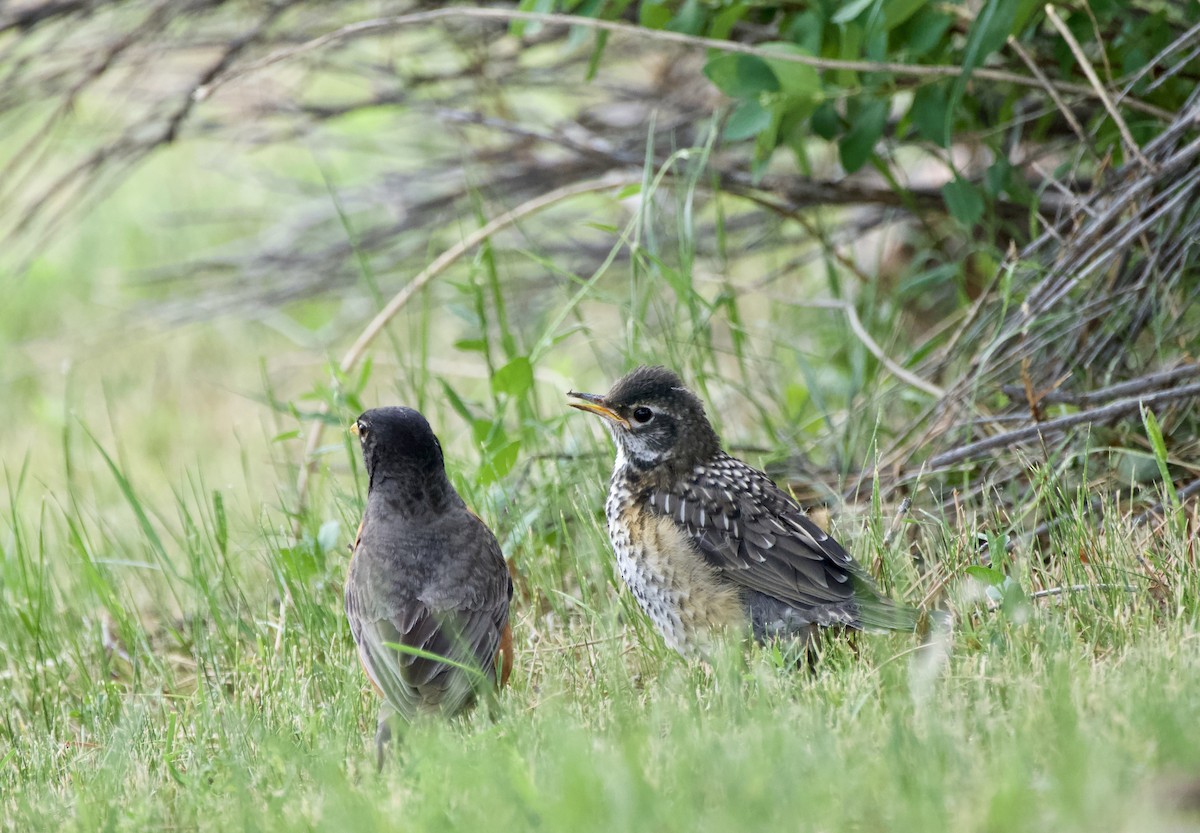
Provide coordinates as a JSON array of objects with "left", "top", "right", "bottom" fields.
[
  {"left": 346, "top": 518, "right": 513, "bottom": 718},
  {"left": 645, "top": 454, "right": 915, "bottom": 630}
]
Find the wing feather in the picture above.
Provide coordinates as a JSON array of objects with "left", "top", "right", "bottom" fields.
[
  {"left": 645, "top": 453, "right": 915, "bottom": 631},
  {"left": 346, "top": 512, "right": 513, "bottom": 719}
]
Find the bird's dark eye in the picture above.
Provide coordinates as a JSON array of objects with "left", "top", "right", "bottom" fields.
[{"left": 631, "top": 406, "right": 654, "bottom": 424}]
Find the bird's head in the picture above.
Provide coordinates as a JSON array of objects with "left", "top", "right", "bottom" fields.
[
  {"left": 568, "top": 366, "right": 720, "bottom": 473},
  {"left": 352, "top": 406, "right": 446, "bottom": 490}
]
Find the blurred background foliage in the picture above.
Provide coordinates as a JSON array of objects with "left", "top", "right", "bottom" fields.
[{"left": 2, "top": 0, "right": 1197, "bottom": 527}]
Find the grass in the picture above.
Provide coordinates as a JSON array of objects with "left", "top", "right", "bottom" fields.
[
  {"left": 4, "top": 492, "right": 1200, "bottom": 833},
  {"left": 3, "top": 112, "right": 1200, "bottom": 833}
]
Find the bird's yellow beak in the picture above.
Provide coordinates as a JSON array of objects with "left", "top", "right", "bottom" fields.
[
  {"left": 350, "top": 421, "right": 360, "bottom": 436},
  {"left": 567, "top": 391, "right": 629, "bottom": 427}
]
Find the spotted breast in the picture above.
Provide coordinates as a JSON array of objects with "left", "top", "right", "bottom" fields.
[{"left": 605, "top": 472, "right": 746, "bottom": 655}]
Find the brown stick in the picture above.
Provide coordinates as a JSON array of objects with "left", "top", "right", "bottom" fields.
[
  {"left": 999, "top": 363, "right": 1200, "bottom": 407},
  {"left": 928, "top": 381, "right": 1200, "bottom": 468}
]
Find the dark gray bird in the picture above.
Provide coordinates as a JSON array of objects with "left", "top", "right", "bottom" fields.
[
  {"left": 346, "top": 407, "right": 513, "bottom": 768},
  {"left": 568, "top": 366, "right": 916, "bottom": 657}
]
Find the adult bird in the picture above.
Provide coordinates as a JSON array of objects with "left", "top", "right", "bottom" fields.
[
  {"left": 346, "top": 407, "right": 513, "bottom": 768},
  {"left": 568, "top": 366, "right": 916, "bottom": 658}
]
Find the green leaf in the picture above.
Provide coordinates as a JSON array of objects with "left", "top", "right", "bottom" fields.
[
  {"left": 832, "top": 0, "right": 878, "bottom": 25},
  {"left": 1115, "top": 449, "right": 1162, "bottom": 484},
  {"left": 709, "top": 3, "right": 746, "bottom": 40},
  {"left": 584, "top": 30, "right": 609, "bottom": 81},
  {"left": 965, "top": 565, "right": 1006, "bottom": 586},
  {"left": 639, "top": 1, "right": 672, "bottom": 29},
  {"left": 779, "top": 97, "right": 820, "bottom": 156},
  {"left": 752, "top": 107, "right": 783, "bottom": 173},
  {"left": 837, "top": 22, "right": 864, "bottom": 87},
  {"left": 784, "top": 10, "right": 825, "bottom": 54},
  {"left": 910, "top": 82, "right": 949, "bottom": 146},
  {"left": 703, "top": 54, "right": 780, "bottom": 99},
  {"left": 511, "top": 0, "right": 554, "bottom": 38},
  {"left": 838, "top": 98, "right": 887, "bottom": 172},
  {"left": 757, "top": 42, "right": 821, "bottom": 99},
  {"left": 810, "top": 102, "right": 841, "bottom": 140},
  {"left": 898, "top": 262, "right": 959, "bottom": 300},
  {"left": 996, "top": 576, "right": 1030, "bottom": 618},
  {"left": 439, "top": 380, "right": 476, "bottom": 423},
  {"left": 883, "top": 0, "right": 928, "bottom": 30},
  {"left": 665, "top": 0, "right": 705, "bottom": 34},
  {"left": 724, "top": 99, "right": 773, "bottom": 141},
  {"left": 1141, "top": 406, "right": 1182, "bottom": 523},
  {"left": 572, "top": 0, "right": 604, "bottom": 29},
  {"left": 984, "top": 158, "right": 1012, "bottom": 196},
  {"left": 212, "top": 490, "right": 227, "bottom": 556},
  {"left": 354, "top": 356, "right": 374, "bottom": 394},
  {"left": 963, "top": 0, "right": 1017, "bottom": 67},
  {"left": 455, "top": 338, "right": 488, "bottom": 353},
  {"left": 902, "top": 7, "right": 953, "bottom": 57},
  {"left": 942, "top": 176, "right": 985, "bottom": 226},
  {"left": 946, "top": 0, "right": 1018, "bottom": 144},
  {"left": 278, "top": 542, "right": 321, "bottom": 583},
  {"left": 492, "top": 357, "right": 534, "bottom": 398},
  {"left": 864, "top": 26, "right": 888, "bottom": 61},
  {"left": 480, "top": 440, "right": 521, "bottom": 485},
  {"left": 986, "top": 532, "right": 1010, "bottom": 564},
  {"left": 1013, "top": 0, "right": 1043, "bottom": 34},
  {"left": 470, "top": 417, "right": 495, "bottom": 448}
]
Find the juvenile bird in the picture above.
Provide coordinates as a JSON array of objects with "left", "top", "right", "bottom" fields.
[
  {"left": 568, "top": 366, "right": 916, "bottom": 658},
  {"left": 346, "top": 407, "right": 513, "bottom": 768}
]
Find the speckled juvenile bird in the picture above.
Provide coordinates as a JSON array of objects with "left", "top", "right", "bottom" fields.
[
  {"left": 568, "top": 366, "right": 916, "bottom": 657},
  {"left": 346, "top": 407, "right": 513, "bottom": 768}
]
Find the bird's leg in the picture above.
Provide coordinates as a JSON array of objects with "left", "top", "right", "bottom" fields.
[{"left": 375, "top": 702, "right": 399, "bottom": 772}]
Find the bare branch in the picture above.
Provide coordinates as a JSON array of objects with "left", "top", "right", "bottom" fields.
[{"left": 929, "top": 381, "right": 1200, "bottom": 469}]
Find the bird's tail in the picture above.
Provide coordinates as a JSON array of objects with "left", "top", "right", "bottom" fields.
[{"left": 855, "top": 596, "right": 922, "bottom": 631}]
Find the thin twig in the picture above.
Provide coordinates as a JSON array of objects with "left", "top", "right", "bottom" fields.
[
  {"left": 999, "top": 363, "right": 1200, "bottom": 407},
  {"left": 882, "top": 497, "right": 913, "bottom": 548},
  {"left": 779, "top": 300, "right": 947, "bottom": 398},
  {"left": 1118, "top": 19, "right": 1200, "bottom": 100},
  {"left": 1044, "top": 4, "right": 1152, "bottom": 169},
  {"left": 929, "top": 380, "right": 1200, "bottom": 468},
  {"left": 1006, "top": 35, "right": 1091, "bottom": 150},
  {"left": 841, "top": 303, "right": 945, "bottom": 398},
  {"left": 1028, "top": 160, "right": 1097, "bottom": 218},
  {"left": 713, "top": 292, "right": 946, "bottom": 398},
  {"left": 1028, "top": 583, "right": 1138, "bottom": 599},
  {"left": 1133, "top": 478, "right": 1200, "bottom": 527},
  {"left": 191, "top": 6, "right": 1174, "bottom": 120}
]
